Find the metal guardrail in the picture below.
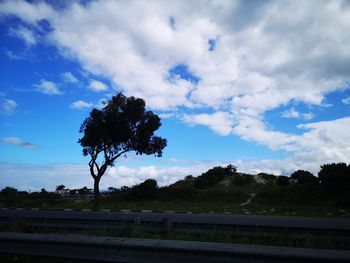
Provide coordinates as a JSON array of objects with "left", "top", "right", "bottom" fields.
[
  {"left": 1, "top": 208, "right": 350, "bottom": 230},
  {"left": 1, "top": 232, "right": 350, "bottom": 262}
]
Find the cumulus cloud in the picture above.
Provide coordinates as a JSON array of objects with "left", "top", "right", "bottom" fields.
[
  {"left": 35, "top": 79, "right": 62, "bottom": 95},
  {"left": 282, "top": 108, "right": 300, "bottom": 119},
  {"left": 303, "top": 112, "right": 315, "bottom": 121},
  {"left": 282, "top": 108, "right": 314, "bottom": 120},
  {"left": 0, "top": 137, "right": 36, "bottom": 149},
  {"left": 0, "top": 162, "right": 89, "bottom": 192},
  {"left": 0, "top": 98, "right": 17, "bottom": 116},
  {"left": 182, "top": 112, "right": 234, "bottom": 136},
  {"left": 0, "top": 0, "right": 55, "bottom": 23},
  {"left": 1, "top": 0, "right": 350, "bottom": 172},
  {"left": 9, "top": 26, "right": 37, "bottom": 46},
  {"left": 88, "top": 80, "right": 108, "bottom": 92},
  {"left": 70, "top": 100, "right": 93, "bottom": 110},
  {"left": 61, "top": 72, "right": 78, "bottom": 83}
]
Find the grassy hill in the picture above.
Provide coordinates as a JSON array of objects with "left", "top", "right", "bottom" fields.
[{"left": 1, "top": 164, "right": 349, "bottom": 217}]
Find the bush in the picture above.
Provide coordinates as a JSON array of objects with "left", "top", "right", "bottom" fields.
[
  {"left": 1, "top": 186, "right": 18, "bottom": 195},
  {"left": 128, "top": 179, "right": 158, "bottom": 200},
  {"left": 258, "top": 173, "right": 277, "bottom": 183},
  {"left": 232, "top": 174, "right": 253, "bottom": 186},
  {"left": 194, "top": 165, "right": 236, "bottom": 189},
  {"left": 276, "top": 176, "right": 289, "bottom": 187},
  {"left": 318, "top": 163, "right": 350, "bottom": 195},
  {"left": 255, "top": 184, "right": 321, "bottom": 206},
  {"left": 291, "top": 170, "right": 319, "bottom": 184}
]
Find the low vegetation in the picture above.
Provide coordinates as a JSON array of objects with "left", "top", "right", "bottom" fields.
[{"left": 1, "top": 162, "right": 350, "bottom": 217}]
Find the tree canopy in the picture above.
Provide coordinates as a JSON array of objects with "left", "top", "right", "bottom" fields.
[
  {"left": 78, "top": 93, "right": 167, "bottom": 199},
  {"left": 291, "top": 170, "right": 319, "bottom": 184},
  {"left": 318, "top": 162, "right": 350, "bottom": 195}
]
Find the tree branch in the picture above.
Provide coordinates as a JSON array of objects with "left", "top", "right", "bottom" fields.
[{"left": 110, "top": 148, "right": 130, "bottom": 164}]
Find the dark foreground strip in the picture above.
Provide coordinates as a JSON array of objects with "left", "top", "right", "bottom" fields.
[
  {"left": 0, "top": 232, "right": 349, "bottom": 263},
  {"left": 1, "top": 209, "right": 350, "bottom": 231}
]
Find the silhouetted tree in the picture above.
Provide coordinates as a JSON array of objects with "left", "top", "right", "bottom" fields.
[
  {"left": 225, "top": 164, "right": 237, "bottom": 176},
  {"left": 78, "top": 186, "right": 90, "bottom": 196},
  {"left": 1, "top": 186, "right": 18, "bottom": 195},
  {"left": 291, "top": 170, "right": 319, "bottom": 184},
  {"left": 129, "top": 179, "right": 158, "bottom": 200},
  {"left": 318, "top": 162, "right": 350, "bottom": 195},
  {"left": 78, "top": 93, "right": 167, "bottom": 201},
  {"left": 108, "top": 187, "right": 118, "bottom": 192},
  {"left": 194, "top": 165, "right": 236, "bottom": 189},
  {"left": 56, "top": 184, "right": 65, "bottom": 191}
]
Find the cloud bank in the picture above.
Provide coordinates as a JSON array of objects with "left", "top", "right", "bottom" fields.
[{"left": 0, "top": 0, "right": 349, "bottom": 177}]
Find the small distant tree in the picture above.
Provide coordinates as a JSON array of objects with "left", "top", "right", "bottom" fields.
[
  {"left": 78, "top": 186, "right": 90, "bottom": 196},
  {"left": 108, "top": 187, "right": 117, "bottom": 192},
  {"left": 56, "top": 184, "right": 65, "bottom": 191},
  {"left": 185, "top": 175, "right": 194, "bottom": 181},
  {"left": 69, "top": 189, "right": 77, "bottom": 196},
  {"left": 225, "top": 164, "right": 237, "bottom": 176},
  {"left": 78, "top": 93, "right": 167, "bottom": 201},
  {"left": 1, "top": 186, "right": 18, "bottom": 195},
  {"left": 291, "top": 170, "right": 319, "bottom": 184}
]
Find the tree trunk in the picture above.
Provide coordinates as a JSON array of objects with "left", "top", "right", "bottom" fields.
[
  {"left": 93, "top": 177, "right": 101, "bottom": 210},
  {"left": 94, "top": 177, "right": 100, "bottom": 198}
]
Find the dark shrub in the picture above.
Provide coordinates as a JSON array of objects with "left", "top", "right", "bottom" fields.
[
  {"left": 318, "top": 163, "right": 350, "bottom": 195},
  {"left": 258, "top": 173, "right": 277, "bottom": 183},
  {"left": 291, "top": 170, "right": 319, "bottom": 184},
  {"left": 232, "top": 174, "right": 253, "bottom": 186},
  {"left": 194, "top": 165, "right": 236, "bottom": 189},
  {"left": 276, "top": 176, "right": 289, "bottom": 187},
  {"left": 129, "top": 179, "right": 158, "bottom": 200},
  {"left": 1, "top": 186, "right": 18, "bottom": 195}
]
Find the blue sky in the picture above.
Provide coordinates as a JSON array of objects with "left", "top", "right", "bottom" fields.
[{"left": 0, "top": 0, "right": 350, "bottom": 191}]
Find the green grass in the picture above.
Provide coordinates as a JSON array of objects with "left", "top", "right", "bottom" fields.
[{"left": 1, "top": 195, "right": 350, "bottom": 218}]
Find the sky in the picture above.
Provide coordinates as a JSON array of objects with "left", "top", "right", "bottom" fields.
[{"left": 0, "top": 0, "right": 350, "bottom": 192}]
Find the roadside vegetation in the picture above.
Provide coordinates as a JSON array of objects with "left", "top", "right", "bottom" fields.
[{"left": 1, "top": 162, "right": 349, "bottom": 217}]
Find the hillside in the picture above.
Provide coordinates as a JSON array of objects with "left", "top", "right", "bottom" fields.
[{"left": 1, "top": 163, "right": 349, "bottom": 217}]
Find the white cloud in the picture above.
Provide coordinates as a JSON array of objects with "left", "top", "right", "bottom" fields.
[
  {"left": 281, "top": 108, "right": 314, "bottom": 120},
  {"left": 0, "top": 98, "right": 17, "bottom": 116},
  {"left": 1, "top": 0, "right": 350, "bottom": 172},
  {"left": 0, "top": 137, "right": 36, "bottom": 149},
  {"left": 88, "top": 80, "right": 108, "bottom": 92},
  {"left": 9, "top": 26, "right": 37, "bottom": 46},
  {"left": 182, "top": 112, "right": 234, "bottom": 136},
  {"left": 342, "top": 96, "right": 350, "bottom": 105},
  {"left": 0, "top": 162, "right": 90, "bottom": 192},
  {"left": 282, "top": 108, "right": 299, "bottom": 118},
  {"left": 0, "top": 160, "right": 224, "bottom": 191},
  {"left": 35, "top": 79, "right": 62, "bottom": 95},
  {"left": 70, "top": 100, "right": 93, "bottom": 110},
  {"left": 61, "top": 72, "right": 78, "bottom": 83},
  {"left": 0, "top": 0, "right": 55, "bottom": 24},
  {"left": 303, "top": 112, "right": 315, "bottom": 121}
]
